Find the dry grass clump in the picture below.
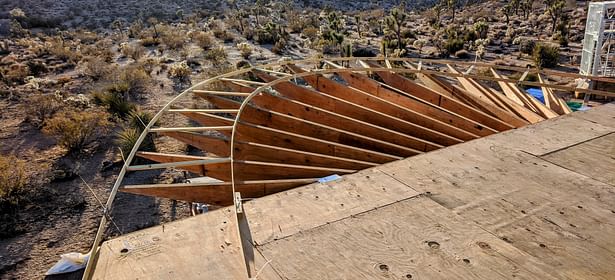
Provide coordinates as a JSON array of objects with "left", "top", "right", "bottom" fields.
[
  {"left": 81, "top": 56, "right": 115, "bottom": 81},
  {"left": 25, "top": 93, "right": 63, "bottom": 128},
  {"left": 0, "top": 155, "right": 27, "bottom": 205},
  {"left": 168, "top": 61, "right": 192, "bottom": 84},
  {"left": 237, "top": 42, "right": 253, "bottom": 59},
  {"left": 191, "top": 31, "right": 214, "bottom": 50},
  {"left": 121, "top": 43, "right": 147, "bottom": 60},
  {"left": 117, "top": 65, "right": 152, "bottom": 99},
  {"left": 160, "top": 25, "right": 187, "bottom": 50},
  {"left": 44, "top": 37, "right": 81, "bottom": 63},
  {"left": 205, "top": 46, "right": 228, "bottom": 66},
  {"left": 43, "top": 109, "right": 111, "bottom": 153}
]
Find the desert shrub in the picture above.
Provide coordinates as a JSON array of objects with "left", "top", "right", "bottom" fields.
[
  {"left": 213, "top": 28, "right": 235, "bottom": 43},
  {"left": 45, "top": 37, "right": 81, "bottom": 63},
  {"left": 92, "top": 89, "right": 136, "bottom": 118},
  {"left": 237, "top": 42, "right": 253, "bottom": 59},
  {"left": 444, "top": 37, "right": 465, "bottom": 55},
  {"left": 43, "top": 109, "right": 111, "bottom": 153},
  {"left": 25, "top": 94, "right": 63, "bottom": 128},
  {"left": 168, "top": 60, "right": 192, "bottom": 86},
  {"left": 473, "top": 21, "right": 489, "bottom": 39},
  {"left": 192, "top": 31, "right": 214, "bottom": 50},
  {"left": 160, "top": 27, "right": 186, "bottom": 50},
  {"left": 127, "top": 109, "right": 155, "bottom": 130},
  {"left": 272, "top": 39, "right": 287, "bottom": 54},
  {"left": 533, "top": 43, "right": 559, "bottom": 68},
  {"left": 3, "top": 64, "right": 29, "bottom": 85},
  {"left": 205, "top": 46, "right": 228, "bottom": 65},
  {"left": 302, "top": 26, "right": 319, "bottom": 43},
  {"left": 141, "top": 36, "right": 160, "bottom": 47},
  {"left": 82, "top": 57, "right": 114, "bottom": 81},
  {"left": 26, "top": 61, "right": 48, "bottom": 76},
  {"left": 118, "top": 66, "right": 152, "bottom": 99},
  {"left": 121, "top": 43, "right": 147, "bottom": 60},
  {"left": 515, "top": 37, "right": 535, "bottom": 55},
  {"left": 0, "top": 155, "right": 27, "bottom": 205},
  {"left": 115, "top": 126, "right": 156, "bottom": 160}
]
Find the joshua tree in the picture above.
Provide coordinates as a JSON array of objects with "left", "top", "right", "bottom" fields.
[
  {"left": 384, "top": 7, "right": 407, "bottom": 51},
  {"left": 112, "top": 19, "right": 124, "bottom": 37},
  {"left": 545, "top": 0, "right": 565, "bottom": 33},
  {"left": 147, "top": 17, "right": 160, "bottom": 38},
  {"left": 446, "top": 0, "right": 457, "bottom": 21},
  {"left": 503, "top": 4, "right": 513, "bottom": 25},
  {"left": 355, "top": 15, "right": 362, "bottom": 38}
]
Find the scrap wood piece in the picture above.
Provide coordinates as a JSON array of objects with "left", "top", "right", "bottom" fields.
[
  {"left": 537, "top": 74, "right": 573, "bottom": 115},
  {"left": 491, "top": 68, "right": 559, "bottom": 119}
]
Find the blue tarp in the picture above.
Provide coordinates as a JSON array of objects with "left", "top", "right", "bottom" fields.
[{"left": 526, "top": 88, "right": 545, "bottom": 104}]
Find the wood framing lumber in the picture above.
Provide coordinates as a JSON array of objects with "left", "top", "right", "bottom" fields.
[
  {"left": 285, "top": 65, "right": 466, "bottom": 146},
  {"left": 363, "top": 60, "right": 518, "bottom": 131},
  {"left": 447, "top": 65, "right": 538, "bottom": 125},
  {"left": 120, "top": 179, "right": 318, "bottom": 205},
  {"left": 234, "top": 121, "right": 402, "bottom": 164},
  {"left": 157, "top": 131, "right": 231, "bottom": 157},
  {"left": 452, "top": 84, "right": 545, "bottom": 124},
  {"left": 403, "top": 61, "right": 458, "bottom": 99},
  {"left": 202, "top": 94, "right": 422, "bottom": 158},
  {"left": 491, "top": 68, "right": 559, "bottom": 119},
  {"left": 332, "top": 69, "right": 494, "bottom": 138},
  {"left": 537, "top": 74, "right": 572, "bottom": 115},
  {"left": 178, "top": 112, "right": 234, "bottom": 137},
  {"left": 136, "top": 151, "right": 356, "bottom": 181},
  {"left": 250, "top": 76, "right": 442, "bottom": 152},
  {"left": 191, "top": 89, "right": 251, "bottom": 97}
]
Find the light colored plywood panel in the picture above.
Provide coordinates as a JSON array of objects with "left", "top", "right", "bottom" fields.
[
  {"left": 481, "top": 114, "right": 614, "bottom": 156},
  {"left": 242, "top": 168, "right": 421, "bottom": 246},
  {"left": 570, "top": 103, "right": 615, "bottom": 129},
  {"left": 92, "top": 208, "right": 246, "bottom": 280},
  {"left": 542, "top": 133, "right": 615, "bottom": 185},
  {"left": 258, "top": 196, "right": 560, "bottom": 280}
]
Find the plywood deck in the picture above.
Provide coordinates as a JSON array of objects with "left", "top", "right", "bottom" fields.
[{"left": 92, "top": 103, "right": 615, "bottom": 280}]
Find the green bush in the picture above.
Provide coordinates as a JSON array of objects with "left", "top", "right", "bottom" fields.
[
  {"left": 444, "top": 37, "right": 465, "bottom": 55},
  {"left": 43, "top": 109, "right": 111, "bottom": 153},
  {"left": 92, "top": 88, "right": 135, "bottom": 119},
  {"left": 533, "top": 44, "right": 559, "bottom": 68}
]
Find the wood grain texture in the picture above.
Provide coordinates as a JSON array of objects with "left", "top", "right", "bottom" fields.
[
  {"left": 258, "top": 196, "right": 560, "bottom": 280},
  {"left": 542, "top": 133, "right": 615, "bottom": 185}
]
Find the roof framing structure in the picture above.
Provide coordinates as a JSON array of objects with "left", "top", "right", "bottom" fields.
[{"left": 82, "top": 57, "right": 615, "bottom": 279}]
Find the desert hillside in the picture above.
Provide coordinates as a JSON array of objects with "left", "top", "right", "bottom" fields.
[{"left": 0, "top": 0, "right": 594, "bottom": 279}]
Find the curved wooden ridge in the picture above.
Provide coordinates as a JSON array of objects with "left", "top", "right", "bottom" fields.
[{"left": 83, "top": 57, "right": 615, "bottom": 278}]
